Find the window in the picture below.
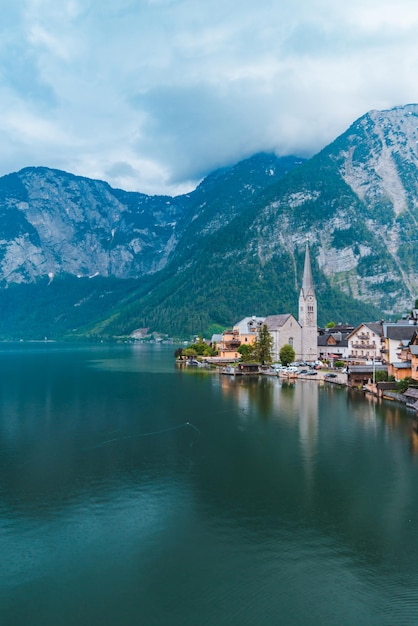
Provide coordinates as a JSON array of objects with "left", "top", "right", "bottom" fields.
[{"left": 289, "top": 337, "right": 294, "bottom": 347}]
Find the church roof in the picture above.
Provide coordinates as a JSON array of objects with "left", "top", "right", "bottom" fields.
[{"left": 264, "top": 314, "right": 298, "bottom": 330}]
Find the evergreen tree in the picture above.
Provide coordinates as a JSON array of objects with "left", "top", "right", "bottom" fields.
[{"left": 253, "top": 324, "right": 274, "bottom": 365}]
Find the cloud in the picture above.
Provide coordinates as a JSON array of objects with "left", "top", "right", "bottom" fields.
[{"left": 0, "top": 0, "right": 418, "bottom": 194}]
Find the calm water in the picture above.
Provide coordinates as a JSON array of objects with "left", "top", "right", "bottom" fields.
[{"left": 1, "top": 344, "right": 418, "bottom": 625}]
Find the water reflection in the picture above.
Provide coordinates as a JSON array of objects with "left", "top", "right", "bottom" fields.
[
  {"left": 296, "top": 382, "right": 319, "bottom": 473},
  {"left": 219, "top": 376, "right": 321, "bottom": 482},
  {"left": 2, "top": 347, "right": 418, "bottom": 625},
  {"left": 410, "top": 421, "right": 418, "bottom": 455}
]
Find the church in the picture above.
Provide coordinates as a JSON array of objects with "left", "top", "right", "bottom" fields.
[
  {"left": 265, "top": 240, "right": 317, "bottom": 362},
  {"left": 216, "top": 241, "right": 318, "bottom": 362}
]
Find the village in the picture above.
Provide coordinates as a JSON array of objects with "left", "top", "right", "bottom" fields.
[{"left": 178, "top": 241, "right": 418, "bottom": 415}]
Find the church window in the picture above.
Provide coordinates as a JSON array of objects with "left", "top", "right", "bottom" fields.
[{"left": 289, "top": 337, "right": 294, "bottom": 347}]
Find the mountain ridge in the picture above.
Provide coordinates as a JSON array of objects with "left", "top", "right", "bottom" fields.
[{"left": 0, "top": 105, "right": 417, "bottom": 339}]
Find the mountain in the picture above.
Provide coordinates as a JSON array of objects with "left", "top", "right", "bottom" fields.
[
  {"left": 0, "top": 154, "right": 303, "bottom": 339},
  {"left": 0, "top": 104, "right": 417, "bottom": 339},
  {"left": 91, "top": 104, "right": 418, "bottom": 338}
]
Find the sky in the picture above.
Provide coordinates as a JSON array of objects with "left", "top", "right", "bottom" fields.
[{"left": 1, "top": 0, "right": 418, "bottom": 196}]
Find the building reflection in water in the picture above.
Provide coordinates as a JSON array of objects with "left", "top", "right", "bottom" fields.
[
  {"left": 218, "top": 375, "right": 319, "bottom": 475},
  {"left": 219, "top": 375, "right": 276, "bottom": 421},
  {"left": 346, "top": 387, "right": 418, "bottom": 456},
  {"left": 295, "top": 382, "right": 319, "bottom": 472},
  {"left": 410, "top": 421, "right": 418, "bottom": 455}
]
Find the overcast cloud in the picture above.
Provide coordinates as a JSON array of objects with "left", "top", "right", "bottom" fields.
[{"left": 1, "top": 0, "right": 418, "bottom": 195}]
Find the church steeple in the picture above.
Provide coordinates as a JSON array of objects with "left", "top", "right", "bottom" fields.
[
  {"left": 301, "top": 239, "right": 314, "bottom": 297},
  {"left": 298, "top": 239, "right": 317, "bottom": 361}
]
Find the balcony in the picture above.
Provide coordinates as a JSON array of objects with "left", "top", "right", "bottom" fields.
[
  {"left": 223, "top": 341, "right": 241, "bottom": 350},
  {"left": 351, "top": 343, "right": 376, "bottom": 349}
]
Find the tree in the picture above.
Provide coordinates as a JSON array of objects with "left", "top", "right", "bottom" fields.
[
  {"left": 187, "top": 340, "right": 215, "bottom": 357},
  {"left": 174, "top": 347, "right": 184, "bottom": 360},
  {"left": 237, "top": 343, "right": 254, "bottom": 362},
  {"left": 396, "top": 376, "right": 415, "bottom": 393},
  {"left": 375, "top": 370, "right": 388, "bottom": 383},
  {"left": 253, "top": 324, "right": 274, "bottom": 365},
  {"left": 280, "top": 343, "right": 295, "bottom": 366},
  {"left": 326, "top": 321, "right": 336, "bottom": 328}
]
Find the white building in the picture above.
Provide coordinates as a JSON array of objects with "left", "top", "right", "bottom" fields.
[
  {"left": 264, "top": 313, "right": 301, "bottom": 362},
  {"left": 347, "top": 323, "right": 383, "bottom": 363}
]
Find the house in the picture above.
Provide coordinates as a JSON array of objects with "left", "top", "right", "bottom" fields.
[
  {"left": 318, "top": 330, "right": 349, "bottom": 363},
  {"left": 216, "top": 316, "right": 265, "bottom": 360},
  {"left": 390, "top": 329, "right": 418, "bottom": 382},
  {"left": 347, "top": 363, "right": 388, "bottom": 388},
  {"left": 410, "top": 331, "right": 418, "bottom": 381},
  {"left": 403, "top": 387, "right": 418, "bottom": 411},
  {"left": 216, "top": 329, "right": 242, "bottom": 360},
  {"left": 381, "top": 323, "right": 416, "bottom": 364},
  {"left": 347, "top": 322, "right": 383, "bottom": 363},
  {"left": 233, "top": 316, "right": 266, "bottom": 343}
]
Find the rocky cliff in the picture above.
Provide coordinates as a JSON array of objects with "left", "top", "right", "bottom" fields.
[{"left": 0, "top": 104, "right": 417, "bottom": 338}]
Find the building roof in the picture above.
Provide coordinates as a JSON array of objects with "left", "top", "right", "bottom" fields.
[
  {"left": 317, "top": 333, "right": 348, "bottom": 347},
  {"left": 318, "top": 334, "right": 332, "bottom": 346},
  {"left": 348, "top": 365, "right": 387, "bottom": 373},
  {"left": 363, "top": 322, "right": 384, "bottom": 335},
  {"left": 347, "top": 322, "right": 383, "bottom": 340},
  {"left": 410, "top": 346, "right": 418, "bottom": 355},
  {"left": 233, "top": 316, "right": 265, "bottom": 334},
  {"left": 330, "top": 324, "right": 355, "bottom": 333},
  {"left": 404, "top": 388, "right": 418, "bottom": 399},
  {"left": 264, "top": 314, "right": 297, "bottom": 330},
  {"left": 384, "top": 325, "right": 417, "bottom": 341},
  {"left": 392, "top": 361, "right": 411, "bottom": 369}
]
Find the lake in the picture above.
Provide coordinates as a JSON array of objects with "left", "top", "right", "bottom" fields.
[{"left": 1, "top": 343, "right": 418, "bottom": 625}]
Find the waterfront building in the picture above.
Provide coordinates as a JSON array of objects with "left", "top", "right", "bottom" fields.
[
  {"left": 381, "top": 323, "right": 417, "bottom": 365},
  {"left": 347, "top": 322, "right": 383, "bottom": 363},
  {"left": 216, "top": 316, "right": 265, "bottom": 360},
  {"left": 317, "top": 330, "right": 349, "bottom": 363}
]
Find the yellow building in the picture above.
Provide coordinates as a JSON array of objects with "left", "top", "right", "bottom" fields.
[{"left": 217, "top": 317, "right": 265, "bottom": 360}]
